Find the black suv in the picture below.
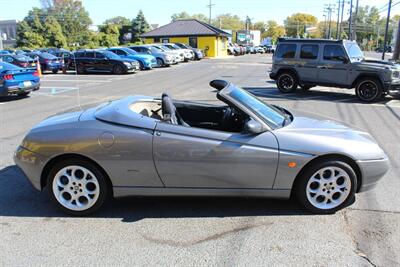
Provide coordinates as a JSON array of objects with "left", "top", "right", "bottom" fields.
[{"left": 73, "top": 50, "right": 140, "bottom": 74}]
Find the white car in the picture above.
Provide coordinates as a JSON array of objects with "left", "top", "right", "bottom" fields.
[
  {"left": 152, "top": 44, "right": 184, "bottom": 63},
  {"left": 160, "top": 43, "right": 194, "bottom": 62}
]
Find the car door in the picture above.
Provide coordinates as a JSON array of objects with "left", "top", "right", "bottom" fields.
[
  {"left": 297, "top": 44, "right": 320, "bottom": 83},
  {"left": 94, "top": 52, "right": 109, "bottom": 71},
  {"left": 153, "top": 122, "right": 279, "bottom": 189},
  {"left": 83, "top": 51, "right": 95, "bottom": 71},
  {"left": 317, "top": 44, "right": 350, "bottom": 85}
]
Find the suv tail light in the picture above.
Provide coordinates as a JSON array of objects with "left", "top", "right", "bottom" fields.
[{"left": 3, "top": 74, "right": 14, "bottom": 80}]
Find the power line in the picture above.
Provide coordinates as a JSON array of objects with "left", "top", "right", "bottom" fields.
[{"left": 206, "top": 0, "right": 215, "bottom": 24}]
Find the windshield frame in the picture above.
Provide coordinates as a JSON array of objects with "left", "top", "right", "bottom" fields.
[{"left": 219, "top": 83, "right": 288, "bottom": 130}]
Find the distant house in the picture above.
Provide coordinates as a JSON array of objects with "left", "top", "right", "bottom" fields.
[
  {"left": 0, "top": 20, "right": 18, "bottom": 47},
  {"left": 140, "top": 19, "right": 231, "bottom": 57}
]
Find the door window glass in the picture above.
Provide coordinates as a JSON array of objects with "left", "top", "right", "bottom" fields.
[
  {"left": 300, "top": 45, "right": 319, "bottom": 59},
  {"left": 323, "top": 45, "right": 347, "bottom": 61},
  {"left": 276, "top": 44, "right": 297, "bottom": 58}
]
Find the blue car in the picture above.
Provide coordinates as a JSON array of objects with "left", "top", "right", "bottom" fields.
[
  {"left": 26, "top": 52, "right": 64, "bottom": 74},
  {"left": 107, "top": 47, "right": 157, "bottom": 70},
  {"left": 0, "top": 62, "right": 40, "bottom": 97}
]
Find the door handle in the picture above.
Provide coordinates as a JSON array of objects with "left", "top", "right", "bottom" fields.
[
  {"left": 317, "top": 66, "right": 328, "bottom": 69},
  {"left": 155, "top": 131, "right": 161, "bottom": 136}
]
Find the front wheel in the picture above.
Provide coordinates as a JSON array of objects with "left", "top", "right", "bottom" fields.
[
  {"left": 47, "top": 159, "right": 110, "bottom": 216},
  {"left": 295, "top": 160, "right": 356, "bottom": 214},
  {"left": 113, "top": 64, "right": 125, "bottom": 75},
  {"left": 276, "top": 72, "right": 298, "bottom": 93},
  {"left": 355, "top": 78, "right": 383, "bottom": 102},
  {"left": 156, "top": 58, "right": 164, "bottom": 67},
  {"left": 52, "top": 69, "right": 59, "bottom": 74}
]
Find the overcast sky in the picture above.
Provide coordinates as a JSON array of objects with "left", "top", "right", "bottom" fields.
[{"left": 0, "top": 0, "right": 399, "bottom": 26}]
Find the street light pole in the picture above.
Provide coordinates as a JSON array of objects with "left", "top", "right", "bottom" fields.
[
  {"left": 349, "top": 0, "right": 353, "bottom": 40},
  {"left": 336, "top": 0, "right": 341, "bottom": 39},
  {"left": 382, "top": 0, "right": 392, "bottom": 60}
]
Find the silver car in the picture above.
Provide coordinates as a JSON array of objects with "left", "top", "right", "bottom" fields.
[
  {"left": 129, "top": 45, "right": 176, "bottom": 67},
  {"left": 14, "top": 80, "right": 389, "bottom": 215}
]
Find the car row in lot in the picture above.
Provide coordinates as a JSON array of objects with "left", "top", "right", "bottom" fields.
[
  {"left": 227, "top": 43, "right": 276, "bottom": 56},
  {"left": 0, "top": 61, "right": 40, "bottom": 97}
]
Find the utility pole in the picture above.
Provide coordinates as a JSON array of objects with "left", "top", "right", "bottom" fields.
[
  {"left": 336, "top": 0, "right": 341, "bottom": 39},
  {"left": 349, "top": 0, "right": 353, "bottom": 40},
  {"left": 382, "top": 0, "right": 392, "bottom": 60},
  {"left": 352, "top": 0, "right": 359, "bottom": 40},
  {"left": 206, "top": 0, "right": 215, "bottom": 24},
  {"left": 325, "top": 4, "right": 335, "bottom": 39},
  {"left": 339, "top": 0, "right": 345, "bottom": 38},
  {"left": 393, "top": 19, "right": 400, "bottom": 60},
  {"left": 324, "top": 14, "right": 328, "bottom": 38}
]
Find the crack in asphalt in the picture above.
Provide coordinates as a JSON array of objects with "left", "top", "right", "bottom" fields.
[
  {"left": 348, "top": 207, "right": 400, "bottom": 215},
  {"left": 138, "top": 222, "right": 273, "bottom": 248},
  {"left": 342, "top": 210, "right": 377, "bottom": 267}
]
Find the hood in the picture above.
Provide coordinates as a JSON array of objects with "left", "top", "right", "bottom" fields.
[
  {"left": 354, "top": 59, "right": 400, "bottom": 71},
  {"left": 273, "top": 110, "right": 387, "bottom": 161}
]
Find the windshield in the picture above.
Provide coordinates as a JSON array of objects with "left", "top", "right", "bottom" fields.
[
  {"left": 103, "top": 51, "right": 120, "bottom": 59},
  {"left": 344, "top": 42, "right": 364, "bottom": 60},
  {"left": 14, "top": 55, "right": 33, "bottom": 61},
  {"left": 226, "top": 86, "right": 287, "bottom": 128},
  {"left": 122, "top": 48, "right": 138, "bottom": 55},
  {"left": 40, "top": 52, "right": 57, "bottom": 59},
  {"left": 151, "top": 46, "right": 163, "bottom": 52},
  {"left": 159, "top": 45, "right": 171, "bottom": 51},
  {"left": 162, "top": 45, "right": 175, "bottom": 50}
]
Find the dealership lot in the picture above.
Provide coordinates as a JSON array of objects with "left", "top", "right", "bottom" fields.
[{"left": 1, "top": 54, "right": 399, "bottom": 266}]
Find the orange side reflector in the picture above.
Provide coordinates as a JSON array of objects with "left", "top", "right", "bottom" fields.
[{"left": 288, "top": 162, "right": 297, "bottom": 168}]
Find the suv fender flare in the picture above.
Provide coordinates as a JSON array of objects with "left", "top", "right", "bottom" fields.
[
  {"left": 276, "top": 68, "right": 300, "bottom": 80},
  {"left": 352, "top": 74, "right": 384, "bottom": 89}
]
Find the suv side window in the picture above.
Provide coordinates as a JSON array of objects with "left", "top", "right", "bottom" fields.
[
  {"left": 276, "top": 44, "right": 297, "bottom": 58},
  {"left": 85, "top": 52, "right": 95, "bottom": 58},
  {"left": 323, "top": 45, "right": 347, "bottom": 61},
  {"left": 300, "top": 45, "right": 319, "bottom": 60}
]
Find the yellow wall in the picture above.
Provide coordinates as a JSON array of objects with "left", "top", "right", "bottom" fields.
[{"left": 142, "top": 36, "right": 228, "bottom": 57}]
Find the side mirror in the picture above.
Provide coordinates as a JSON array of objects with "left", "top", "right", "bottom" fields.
[{"left": 244, "top": 119, "right": 264, "bottom": 134}]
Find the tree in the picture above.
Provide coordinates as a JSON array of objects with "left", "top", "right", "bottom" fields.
[
  {"left": 212, "top": 14, "right": 245, "bottom": 30},
  {"left": 43, "top": 16, "right": 67, "bottom": 47},
  {"left": 284, "top": 13, "right": 318, "bottom": 37},
  {"left": 131, "top": 10, "right": 150, "bottom": 43},
  {"left": 44, "top": 0, "right": 92, "bottom": 47},
  {"left": 98, "top": 24, "right": 119, "bottom": 47},
  {"left": 103, "top": 16, "right": 131, "bottom": 44},
  {"left": 252, "top": 21, "right": 267, "bottom": 33},
  {"left": 264, "top": 20, "right": 285, "bottom": 41},
  {"left": 171, "top": 12, "right": 208, "bottom": 23},
  {"left": 16, "top": 8, "right": 47, "bottom": 48}
]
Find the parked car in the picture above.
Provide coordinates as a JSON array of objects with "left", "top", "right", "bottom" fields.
[
  {"left": 375, "top": 46, "right": 392, "bottom": 53},
  {"left": 73, "top": 50, "right": 139, "bottom": 74},
  {"left": 159, "top": 43, "right": 193, "bottom": 62},
  {"left": 265, "top": 45, "right": 276, "bottom": 54},
  {"left": 227, "top": 43, "right": 236, "bottom": 55},
  {"left": 0, "top": 61, "right": 40, "bottom": 97},
  {"left": 0, "top": 54, "right": 37, "bottom": 69},
  {"left": 14, "top": 80, "right": 389, "bottom": 215},
  {"left": 152, "top": 44, "right": 184, "bottom": 63},
  {"left": 129, "top": 45, "right": 176, "bottom": 67},
  {"left": 254, "top": 46, "right": 264, "bottom": 54},
  {"left": 49, "top": 50, "right": 75, "bottom": 70},
  {"left": 270, "top": 38, "right": 400, "bottom": 102},
  {"left": 26, "top": 52, "right": 64, "bottom": 74},
  {"left": 174, "top": 43, "right": 204, "bottom": 60},
  {"left": 107, "top": 47, "right": 157, "bottom": 70}
]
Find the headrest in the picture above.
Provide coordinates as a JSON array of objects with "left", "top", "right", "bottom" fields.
[{"left": 209, "top": 80, "right": 229, "bottom": 91}]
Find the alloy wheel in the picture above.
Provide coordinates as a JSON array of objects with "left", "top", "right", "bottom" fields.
[{"left": 357, "top": 80, "right": 379, "bottom": 101}]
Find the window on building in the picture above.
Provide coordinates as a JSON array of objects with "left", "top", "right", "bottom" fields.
[
  {"left": 161, "top": 38, "right": 170, "bottom": 43},
  {"left": 300, "top": 45, "right": 319, "bottom": 60},
  {"left": 323, "top": 45, "right": 347, "bottom": 61},
  {"left": 154, "top": 37, "right": 160, "bottom": 42},
  {"left": 189, "top": 37, "right": 198, "bottom": 48},
  {"left": 276, "top": 44, "right": 297, "bottom": 58}
]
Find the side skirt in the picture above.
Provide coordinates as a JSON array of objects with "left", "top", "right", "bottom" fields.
[{"left": 113, "top": 186, "right": 291, "bottom": 199}]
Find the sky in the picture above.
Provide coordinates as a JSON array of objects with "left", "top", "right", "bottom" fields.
[{"left": 0, "top": 0, "right": 399, "bottom": 26}]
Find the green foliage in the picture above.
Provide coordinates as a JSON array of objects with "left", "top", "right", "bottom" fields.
[
  {"left": 131, "top": 10, "right": 150, "bottom": 43},
  {"left": 264, "top": 20, "right": 285, "bottom": 41},
  {"left": 103, "top": 16, "right": 131, "bottom": 44},
  {"left": 43, "top": 16, "right": 67, "bottom": 47},
  {"left": 98, "top": 24, "right": 119, "bottom": 47},
  {"left": 251, "top": 21, "right": 267, "bottom": 33},
  {"left": 171, "top": 12, "right": 209, "bottom": 23},
  {"left": 212, "top": 14, "right": 245, "bottom": 31},
  {"left": 284, "top": 13, "right": 318, "bottom": 37}
]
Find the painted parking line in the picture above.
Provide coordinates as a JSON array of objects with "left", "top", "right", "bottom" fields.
[
  {"left": 35, "top": 87, "right": 79, "bottom": 95},
  {"left": 42, "top": 79, "right": 112, "bottom": 83}
]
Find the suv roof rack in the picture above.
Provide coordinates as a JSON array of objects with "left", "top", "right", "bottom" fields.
[{"left": 277, "top": 38, "right": 343, "bottom": 44}]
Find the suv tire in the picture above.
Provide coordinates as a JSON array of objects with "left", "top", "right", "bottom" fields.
[
  {"left": 277, "top": 71, "right": 298, "bottom": 93},
  {"left": 355, "top": 77, "right": 383, "bottom": 102}
]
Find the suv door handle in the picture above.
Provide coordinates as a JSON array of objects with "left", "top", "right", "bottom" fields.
[{"left": 317, "top": 66, "right": 328, "bottom": 69}]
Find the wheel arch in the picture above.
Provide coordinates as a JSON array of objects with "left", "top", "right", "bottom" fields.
[
  {"left": 276, "top": 68, "right": 300, "bottom": 81},
  {"left": 351, "top": 73, "right": 384, "bottom": 88},
  {"left": 40, "top": 153, "right": 113, "bottom": 196},
  {"left": 290, "top": 153, "right": 363, "bottom": 198}
]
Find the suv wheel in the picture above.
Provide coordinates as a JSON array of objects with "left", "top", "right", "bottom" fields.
[
  {"left": 355, "top": 78, "right": 383, "bottom": 102},
  {"left": 277, "top": 72, "right": 298, "bottom": 93}
]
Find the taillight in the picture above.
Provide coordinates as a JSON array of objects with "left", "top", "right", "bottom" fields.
[
  {"left": 20, "top": 62, "right": 28, "bottom": 68},
  {"left": 33, "top": 71, "right": 39, "bottom": 77},
  {"left": 3, "top": 74, "right": 14, "bottom": 80}
]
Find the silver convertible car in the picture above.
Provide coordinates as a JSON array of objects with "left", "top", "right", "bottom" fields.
[{"left": 14, "top": 80, "right": 390, "bottom": 215}]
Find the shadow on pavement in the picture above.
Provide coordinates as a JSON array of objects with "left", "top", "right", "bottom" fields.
[
  {"left": 243, "top": 86, "right": 396, "bottom": 104},
  {"left": 0, "top": 95, "right": 30, "bottom": 103},
  {"left": 0, "top": 165, "right": 307, "bottom": 222}
]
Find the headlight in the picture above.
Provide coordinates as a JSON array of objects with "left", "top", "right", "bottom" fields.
[
  {"left": 392, "top": 71, "right": 400, "bottom": 79},
  {"left": 166, "top": 55, "right": 172, "bottom": 60},
  {"left": 123, "top": 62, "right": 132, "bottom": 66}
]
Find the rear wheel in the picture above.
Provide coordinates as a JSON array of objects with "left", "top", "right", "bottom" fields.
[
  {"left": 138, "top": 61, "right": 144, "bottom": 70},
  {"left": 76, "top": 66, "right": 85, "bottom": 74},
  {"left": 47, "top": 159, "right": 109, "bottom": 216},
  {"left": 276, "top": 72, "right": 298, "bottom": 93},
  {"left": 52, "top": 69, "right": 59, "bottom": 74},
  {"left": 295, "top": 160, "right": 356, "bottom": 214},
  {"left": 113, "top": 64, "right": 125, "bottom": 74},
  {"left": 355, "top": 77, "right": 383, "bottom": 102}
]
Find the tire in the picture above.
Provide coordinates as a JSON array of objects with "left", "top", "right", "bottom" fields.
[
  {"left": 76, "top": 66, "right": 85, "bottom": 74},
  {"left": 156, "top": 58, "right": 164, "bottom": 67},
  {"left": 276, "top": 71, "right": 298, "bottom": 93},
  {"left": 113, "top": 64, "right": 125, "bottom": 75},
  {"left": 295, "top": 160, "right": 357, "bottom": 214},
  {"left": 47, "top": 159, "right": 110, "bottom": 216},
  {"left": 355, "top": 77, "right": 383, "bottom": 102},
  {"left": 52, "top": 69, "right": 59, "bottom": 74}
]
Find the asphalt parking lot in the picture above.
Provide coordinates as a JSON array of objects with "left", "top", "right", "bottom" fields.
[{"left": 1, "top": 54, "right": 399, "bottom": 266}]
